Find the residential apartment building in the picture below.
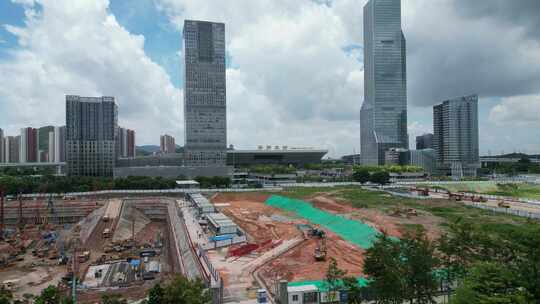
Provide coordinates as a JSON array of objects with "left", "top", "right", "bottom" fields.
[{"left": 66, "top": 95, "right": 118, "bottom": 177}]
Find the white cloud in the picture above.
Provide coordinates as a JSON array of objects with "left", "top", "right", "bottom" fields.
[
  {"left": 156, "top": 0, "right": 364, "bottom": 156},
  {"left": 489, "top": 95, "right": 540, "bottom": 127},
  {"left": 0, "top": 0, "right": 182, "bottom": 145}
]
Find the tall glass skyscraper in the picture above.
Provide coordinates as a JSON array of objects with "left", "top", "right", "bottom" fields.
[
  {"left": 183, "top": 20, "right": 227, "bottom": 167},
  {"left": 361, "top": 0, "right": 408, "bottom": 165}
]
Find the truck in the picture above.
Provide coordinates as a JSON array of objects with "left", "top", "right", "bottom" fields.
[{"left": 103, "top": 228, "right": 111, "bottom": 238}]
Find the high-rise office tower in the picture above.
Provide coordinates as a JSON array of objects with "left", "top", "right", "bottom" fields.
[
  {"left": 116, "top": 127, "right": 135, "bottom": 158},
  {"left": 361, "top": 0, "right": 408, "bottom": 165},
  {"left": 183, "top": 20, "right": 227, "bottom": 166},
  {"left": 4, "top": 136, "right": 20, "bottom": 163},
  {"left": 53, "top": 126, "right": 66, "bottom": 163},
  {"left": 433, "top": 95, "right": 479, "bottom": 178},
  {"left": 20, "top": 127, "right": 38, "bottom": 163},
  {"left": 66, "top": 95, "right": 118, "bottom": 176},
  {"left": 416, "top": 133, "right": 434, "bottom": 150},
  {"left": 160, "top": 134, "right": 176, "bottom": 154}
]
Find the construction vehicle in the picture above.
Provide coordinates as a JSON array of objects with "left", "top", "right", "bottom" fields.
[
  {"left": 498, "top": 201, "right": 511, "bottom": 209},
  {"left": 78, "top": 251, "right": 90, "bottom": 263},
  {"left": 447, "top": 191, "right": 462, "bottom": 201},
  {"left": 103, "top": 228, "right": 111, "bottom": 238},
  {"left": 314, "top": 234, "right": 327, "bottom": 261},
  {"left": 471, "top": 195, "right": 488, "bottom": 203}
]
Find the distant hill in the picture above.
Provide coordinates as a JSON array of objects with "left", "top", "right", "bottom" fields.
[{"left": 136, "top": 144, "right": 184, "bottom": 156}]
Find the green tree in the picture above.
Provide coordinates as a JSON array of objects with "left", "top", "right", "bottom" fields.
[
  {"left": 148, "top": 283, "right": 164, "bottom": 304},
  {"left": 34, "top": 286, "right": 71, "bottom": 304},
  {"left": 101, "top": 294, "right": 127, "bottom": 304},
  {"left": 352, "top": 168, "right": 370, "bottom": 184},
  {"left": 451, "top": 262, "right": 529, "bottom": 304},
  {"left": 370, "top": 171, "right": 390, "bottom": 185},
  {"left": 364, "top": 233, "right": 404, "bottom": 304},
  {"left": 325, "top": 258, "right": 347, "bottom": 302},
  {"left": 401, "top": 229, "right": 439, "bottom": 304},
  {"left": 342, "top": 276, "right": 363, "bottom": 304},
  {"left": 0, "top": 286, "right": 13, "bottom": 304},
  {"left": 162, "top": 276, "right": 210, "bottom": 304}
]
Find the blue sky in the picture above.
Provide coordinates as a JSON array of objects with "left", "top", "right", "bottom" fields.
[{"left": 0, "top": 0, "right": 538, "bottom": 157}]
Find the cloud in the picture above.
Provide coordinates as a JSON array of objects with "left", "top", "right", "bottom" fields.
[
  {"left": 489, "top": 95, "right": 540, "bottom": 127},
  {"left": 0, "top": 0, "right": 182, "bottom": 145},
  {"left": 155, "top": 0, "right": 364, "bottom": 156},
  {"left": 404, "top": 0, "right": 540, "bottom": 106}
]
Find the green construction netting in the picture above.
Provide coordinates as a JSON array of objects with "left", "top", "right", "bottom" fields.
[{"left": 265, "top": 195, "right": 380, "bottom": 249}]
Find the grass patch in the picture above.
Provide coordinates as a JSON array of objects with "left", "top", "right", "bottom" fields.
[
  {"left": 279, "top": 185, "right": 535, "bottom": 239},
  {"left": 430, "top": 182, "right": 540, "bottom": 200}
]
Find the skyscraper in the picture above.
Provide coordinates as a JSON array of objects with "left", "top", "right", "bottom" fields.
[
  {"left": 416, "top": 133, "right": 434, "bottom": 150},
  {"left": 183, "top": 20, "right": 227, "bottom": 167},
  {"left": 433, "top": 95, "right": 479, "bottom": 178},
  {"left": 66, "top": 95, "right": 118, "bottom": 176},
  {"left": 20, "top": 127, "right": 38, "bottom": 163},
  {"left": 361, "top": 0, "right": 408, "bottom": 165},
  {"left": 160, "top": 134, "right": 176, "bottom": 154}
]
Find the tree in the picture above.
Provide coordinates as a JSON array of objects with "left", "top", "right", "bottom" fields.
[
  {"left": 34, "top": 286, "right": 72, "bottom": 304},
  {"left": 363, "top": 233, "right": 404, "bottom": 304},
  {"left": 451, "top": 262, "right": 529, "bottom": 304},
  {"left": 148, "top": 283, "right": 164, "bottom": 304},
  {"left": 352, "top": 168, "right": 370, "bottom": 184},
  {"left": 370, "top": 171, "right": 390, "bottom": 185},
  {"left": 325, "top": 258, "right": 347, "bottom": 302},
  {"left": 101, "top": 294, "right": 127, "bottom": 304},
  {"left": 401, "top": 229, "right": 439, "bottom": 304},
  {"left": 0, "top": 286, "right": 13, "bottom": 304},
  {"left": 162, "top": 276, "right": 210, "bottom": 304},
  {"left": 342, "top": 276, "right": 363, "bottom": 304}
]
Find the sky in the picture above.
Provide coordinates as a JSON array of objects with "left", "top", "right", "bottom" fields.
[{"left": 0, "top": 0, "right": 539, "bottom": 158}]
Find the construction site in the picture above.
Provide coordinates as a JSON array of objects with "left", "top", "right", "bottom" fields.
[
  {"left": 2, "top": 184, "right": 538, "bottom": 303},
  {"left": 0, "top": 192, "right": 206, "bottom": 303}
]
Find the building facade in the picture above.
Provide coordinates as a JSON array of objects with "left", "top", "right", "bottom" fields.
[
  {"left": 4, "top": 136, "right": 20, "bottom": 163},
  {"left": 183, "top": 20, "right": 227, "bottom": 166},
  {"left": 53, "top": 126, "right": 66, "bottom": 163},
  {"left": 0, "top": 128, "right": 3, "bottom": 163},
  {"left": 38, "top": 125, "right": 54, "bottom": 162},
  {"left": 117, "top": 127, "right": 135, "bottom": 158},
  {"left": 361, "top": 0, "right": 408, "bottom": 165},
  {"left": 20, "top": 127, "right": 38, "bottom": 163},
  {"left": 160, "top": 134, "right": 176, "bottom": 154},
  {"left": 384, "top": 148, "right": 410, "bottom": 165},
  {"left": 416, "top": 133, "right": 434, "bottom": 150},
  {"left": 410, "top": 149, "right": 436, "bottom": 175},
  {"left": 433, "top": 95, "right": 480, "bottom": 178},
  {"left": 66, "top": 95, "right": 118, "bottom": 177}
]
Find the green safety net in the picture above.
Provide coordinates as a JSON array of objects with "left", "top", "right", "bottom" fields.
[{"left": 265, "top": 195, "right": 380, "bottom": 249}]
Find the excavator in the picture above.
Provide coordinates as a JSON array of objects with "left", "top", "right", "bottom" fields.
[{"left": 312, "top": 229, "right": 327, "bottom": 261}]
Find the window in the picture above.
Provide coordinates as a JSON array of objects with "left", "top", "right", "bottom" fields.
[{"left": 292, "top": 295, "right": 299, "bottom": 302}]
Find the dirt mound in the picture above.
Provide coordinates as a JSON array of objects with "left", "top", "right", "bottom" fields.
[
  {"left": 212, "top": 192, "right": 270, "bottom": 204},
  {"left": 309, "top": 195, "right": 354, "bottom": 213},
  {"left": 260, "top": 231, "right": 365, "bottom": 283}
]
